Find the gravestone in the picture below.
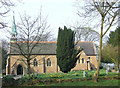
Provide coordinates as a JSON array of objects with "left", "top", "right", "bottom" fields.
[
  {"left": 35, "top": 72, "right": 37, "bottom": 77},
  {"left": 107, "top": 66, "right": 111, "bottom": 72},
  {"left": 106, "top": 70, "right": 108, "bottom": 75},
  {"left": 83, "top": 71, "right": 86, "bottom": 77}
]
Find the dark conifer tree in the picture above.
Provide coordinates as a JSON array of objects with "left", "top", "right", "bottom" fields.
[
  {"left": 56, "top": 26, "right": 82, "bottom": 73},
  {"left": 107, "top": 27, "right": 120, "bottom": 47}
]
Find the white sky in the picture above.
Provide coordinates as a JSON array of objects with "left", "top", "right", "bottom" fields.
[
  {"left": 0, "top": 0, "right": 118, "bottom": 41},
  {"left": 0, "top": 0, "right": 81, "bottom": 40}
]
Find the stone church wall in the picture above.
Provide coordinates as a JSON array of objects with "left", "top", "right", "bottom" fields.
[{"left": 6, "top": 53, "right": 97, "bottom": 75}]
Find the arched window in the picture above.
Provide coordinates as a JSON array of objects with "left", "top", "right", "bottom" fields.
[
  {"left": 33, "top": 59, "right": 38, "bottom": 67},
  {"left": 82, "top": 58, "right": 84, "bottom": 64},
  {"left": 47, "top": 58, "right": 51, "bottom": 66}
]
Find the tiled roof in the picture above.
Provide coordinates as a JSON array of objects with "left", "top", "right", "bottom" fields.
[
  {"left": 76, "top": 41, "right": 97, "bottom": 55},
  {"left": 10, "top": 41, "right": 97, "bottom": 56}
]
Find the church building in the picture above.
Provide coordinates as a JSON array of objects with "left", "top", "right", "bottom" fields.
[{"left": 6, "top": 16, "right": 98, "bottom": 75}]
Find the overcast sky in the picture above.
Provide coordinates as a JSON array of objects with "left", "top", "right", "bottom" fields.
[
  {"left": 0, "top": 0, "right": 118, "bottom": 41},
  {"left": 0, "top": 0, "right": 82, "bottom": 40}
]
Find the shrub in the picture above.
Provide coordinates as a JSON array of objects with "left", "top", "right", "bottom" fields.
[
  {"left": 100, "top": 65, "right": 103, "bottom": 69},
  {"left": 24, "top": 74, "right": 29, "bottom": 79},
  {"left": 30, "top": 73, "right": 37, "bottom": 79},
  {"left": 2, "top": 75, "right": 15, "bottom": 86},
  {"left": 73, "top": 73, "right": 79, "bottom": 76},
  {"left": 89, "top": 74, "right": 92, "bottom": 78},
  {"left": 50, "top": 74, "right": 63, "bottom": 78},
  {"left": 24, "top": 73, "right": 38, "bottom": 80},
  {"left": 36, "top": 75, "right": 42, "bottom": 80},
  {"left": 99, "top": 73, "right": 106, "bottom": 76},
  {"left": 16, "top": 77, "right": 26, "bottom": 85},
  {"left": 4, "top": 75, "right": 14, "bottom": 78}
]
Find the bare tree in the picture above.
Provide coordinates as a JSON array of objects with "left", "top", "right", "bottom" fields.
[
  {"left": 73, "top": 26, "right": 109, "bottom": 46},
  {"left": 0, "top": 0, "right": 15, "bottom": 29},
  {"left": 75, "top": 0, "right": 119, "bottom": 81},
  {"left": 10, "top": 12, "right": 52, "bottom": 79},
  {"left": 73, "top": 26, "right": 100, "bottom": 42}
]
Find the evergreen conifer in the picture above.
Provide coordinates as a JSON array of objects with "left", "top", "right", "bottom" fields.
[{"left": 56, "top": 26, "right": 82, "bottom": 73}]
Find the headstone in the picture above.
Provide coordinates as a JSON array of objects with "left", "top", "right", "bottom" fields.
[
  {"left": 83, "top": 71, "right": 86, "bottom": 77},
  {"left": 107, "top": 66, "right": 110, "bottom": 71},
  {"left": 36, "top": 72, "right": 37, "bottom": 77},
  {"left": 106, "top": 70, "right": 108, "bottom": 75}
]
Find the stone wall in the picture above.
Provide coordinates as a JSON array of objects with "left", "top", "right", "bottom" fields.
[
  {"left": 6, "top": 52, "right": 97, "bottom": 75},
  {"left": 7, "top": 55, "right": 58, "bottom": 75}
]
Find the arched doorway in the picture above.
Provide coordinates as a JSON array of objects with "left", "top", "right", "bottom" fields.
[{"left": 17, "top": 64, "right": 23, "bottom": 75}]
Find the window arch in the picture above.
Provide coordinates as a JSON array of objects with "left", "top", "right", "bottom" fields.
[
  {"left": 47, "top": 58, "right": 51, "bottom": 66},
  {"left": 82, "top": 58, "right": 85, "bottom": 64},
  {"left": 33, "top": 58, "right": 38, "bottom": 67}
]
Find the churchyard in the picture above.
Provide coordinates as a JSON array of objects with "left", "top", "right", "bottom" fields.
[{"left": 2, "top": 69, "right": 119, "bottom": 87}]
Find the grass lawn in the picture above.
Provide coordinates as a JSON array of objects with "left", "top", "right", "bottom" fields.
[
  {"left": 3, "top": 69, "right": 119, "bottom": 87},
  {"left": 25, "top": 69, "right": 119, "bottom": 86},
  {"left": 35, "top": 79, "right": 119, "bottom": 86},
  {"left": 24, "top": 69, "right": 118, "bottom": 80}
]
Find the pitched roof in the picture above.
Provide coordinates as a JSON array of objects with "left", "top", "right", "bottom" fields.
[
  {"left": 9, "top": 41, "right": 97, "bottom": 56},
  {"left": 76, "top": 41, "right": 97, "bottom": 55}
]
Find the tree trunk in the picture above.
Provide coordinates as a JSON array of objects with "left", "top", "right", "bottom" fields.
[
  {"left": 114, "top": 62, "right": 119, "bottom": 71},
  {"left": 115, "top": 64, "right": 119, "bottom": 71},
  {"left": 96, "top": 36, "right": 102, "bottom": 77},
  {"left": 96, "top": 16, "right": 104, "bottom": 80},
  {"left": 27, "top": 60, "right": 31, "bottom": 79},
  {"left": 118, "top": 65, "right": 119, "bottom": 73}
]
